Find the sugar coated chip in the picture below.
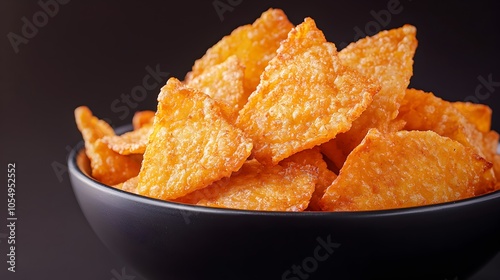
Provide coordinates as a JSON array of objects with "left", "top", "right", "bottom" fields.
[
  {"left": 176, "top": 160, "right": 317, "bottom": 211},
  {"left": 186, "top": 8, "right": 293, "bottom": 96},
  {"left": 101, "top": 125, "right": 152, "bottom": 155},
  {"left": 113, "top": 176, "right": 139, "bottom": 194},
  {"left": 186, "top": 55, "right": 246, "bottom": 122},
  {"left": 320, "top": 129, "right": 493, "bottom": 211},
  {"left": 397, "top": 89, "right": 497, "bottom": 193},
  {"left": 75, "top": 106, "right": 115, "bottom": 142},
  {"left": 132, "top": 110, "right": 155, "bottom": 130},
  {"left": 236, "top": 18, "right": 379, "bottom": 164},
  {"left": 323, "top": 25, "right": 417, "bottom": 167},
  {"left": 137, "top": 78, "right": 253, "bottom": 200},
  {"left": 75, "top": 106, "right": 141, "bottom": 185},
  {"left": 280, "top": 148, "right": 337, "bottom": 211},
  {"left": 453, "top": 102, "right": 492, "bottom": 133}
]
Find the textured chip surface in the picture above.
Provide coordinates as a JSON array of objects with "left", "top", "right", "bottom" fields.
[
  {"left": 74, "top": 106, "right": 141, "bottom": 185},
  {"left": 137, "top": 78, "right": 253, "bottom": 200},
  {"left": 186, "top": 8, "right": 293, "bottom": 96},
  {"left": 176, "top": 160, "right": 317, "bottom": 211},
  {"left": 397, "top": 89, "right": 497, "bottom": 193},
  {"left": 113, "top": 176, "right": 139, "bottom": 194},
  {"left": 280, "top": 148, "right": 337, "bottom": 211},
  {"left": 186, "top": 55, "right": 246, "bottom": 122},
  {"left": 236, "top": 18, "right": 379, "bottom": 164},
  {"left": 132, "top": 110, "right": 155, "bottom": 130},
  {"left": 320, "top": 129, "right": 492, "bottom": 211},
  {"left": 322, "top": 25, "right": 417, "bottom": 167},
  {"left": 453, "top": 102, "right": 492, "bottom": 133},
  {"left": 101, "top": 125, "right": 152, "bottom": 155}
]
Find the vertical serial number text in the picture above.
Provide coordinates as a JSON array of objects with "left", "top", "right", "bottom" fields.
[{"left": 7, "top": 163, "right": 16, "bottom": 272}]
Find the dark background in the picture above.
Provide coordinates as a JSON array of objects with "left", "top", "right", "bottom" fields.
[{"left": 1, "top": 0, "right": 499, "bottom": 279}]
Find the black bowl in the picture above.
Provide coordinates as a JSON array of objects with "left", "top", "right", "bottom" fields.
[{"left": 69, "top": 127, "right": 500, "bottom": 280}]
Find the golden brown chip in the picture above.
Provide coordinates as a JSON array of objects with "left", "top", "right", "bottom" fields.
[
  {"left": 137, "top": 78, "right": 253, "bottom": 200},
  {"left": 186, "top": 55, "right": 246, "bottom": 122},
  {"left": 280, "top": 148, "right": 337, "bottom": 211},
  {"left": 101, "top": 125, "right": 152, "bottom": 155},
  {"left": 494, "top": 154, "right": 500, "bottom": 188},
  {"left": 397, "top": 89, "right": 497, "bottom": 193},
  {"left": 320, "top": 129, "right": 493, "bottom": 211},
  {"left": 321, "top": 25, "right": 417, "bottom": 167},
  {"left": 397, "top": 89, "right": 482, "bottom": 149},
  {"left": 74, "top": 106, "right": 141, "bottom": 185},
  {"left": 176, "top": 160, "right": 317, "bottom": 211},
  {"left": 113, "top": 176, "right": 139, "bottom": 194},
  {"left": 186, "top": 8, "right": 293, "bottom": 96},
  {"left": 483, "top": 130, "right": 499, "bottom": 162},
  {"left": 75, "top": 106, "right": 115, "bottom": 142},
  {"left": 132, "top": 110, "right": 155, "bottom": 130},
  {"left": 319, "top": 139, "right": 345, "bottom": 173},
  {"left": 86, "top": 139, "right": 142, "bottom": 185},
  {"left": 452, "top": 102, "right": 492, "bottom": 133},
  {"left": 236, "top": 18, "right": 379, "bottom": 165}
]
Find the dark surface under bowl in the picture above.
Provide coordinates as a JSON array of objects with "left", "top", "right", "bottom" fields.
[{"left": 68, "top": 137, "right": 500, "bottom": 280}]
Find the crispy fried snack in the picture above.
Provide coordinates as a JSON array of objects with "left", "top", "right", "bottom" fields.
[
  {"left": 320, "top": 129, "right": 493, "bottom": 211},
  {"left": 321, "top": 25, "right": 417, "bottom": 168},
  {"left": 494, "top": 155, "right": 500, "bottom": 189},
  {"left": 453, "top": 102, "right": 492, "bottom": 133},
  {"left": 74, "top": 106, "right": 141, "bottom": 185},
  {"left": 132, "top": 110, "right": 155, "bottom": 130},
  {"left": 186, "top": 55, "right": 245, "bottom": 122},
  {"left": 113, "top": 176, "right": 139, "bottom": 194},
  {"left": 101, "top": 125, "right": 152, "bottom": 155},
  {"left": 176, "top": 160, "right": 317, "bottom": 211},
  {"left": 137, "top": 78, "right": 253, "bottom": 200},
  {"left": 397, "top": 89, "right": 497, "bottom": 193},
  {"left": 236, "top": 18, "right": 379, "bottom": 164},
  {"left": 186, "top": 8, "right": 293, "bottom": 96},
  {"left": 280, "top": 148, "right": 337, "bottom": 211}
]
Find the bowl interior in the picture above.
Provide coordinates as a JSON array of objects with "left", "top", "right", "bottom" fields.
[{"left": 69, "top": 128, "right": 500, "bottom": 280}]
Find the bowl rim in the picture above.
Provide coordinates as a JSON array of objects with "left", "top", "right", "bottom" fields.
[{"left": 68, "top": 125, "right": 500, "bottom": 217}]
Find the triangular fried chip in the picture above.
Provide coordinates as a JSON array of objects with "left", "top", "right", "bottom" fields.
[
  {"left": 396, "top": 89, "right": 497, "bottom": 193},
  {"left": 280, "top": 148, "right": 337, "bottom": 211},
  {"left": 494, "top": 154, "right": 500, "bottom": 188},
  {"left": 452, "top": 101, "right": 492, "bottom": 133},
  {"left": 132, "top": 110, "right": 155, "bottom": 130},
  {"left": 320, "top": 129, "right": 493, "bottom": 211},
  {"left": 137, "top": 78, "right": 253, "bottom": 200},
  {"left": 176, "top": 160, "right": 317, "bottom": 211},
  {"left": 101, "top": 125, "right": 152, "bottom": 155},
  {"left": 236, "top": 18, "right": 379, "bottom": 164},
  {"left": 74, "top": 106, "right": 141, "bottom": 185},
  {"left": 186, "top": 8, "right": 293, "bottom": 96},
  {"left": 322, "top": 25, "right": 417, "bottom": 167},
  {"left": 186, "top": 55, "right": 246, "bottom": 122},
  {"left": 113, "top": 176, "right": 139, "bottom": 194}
]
